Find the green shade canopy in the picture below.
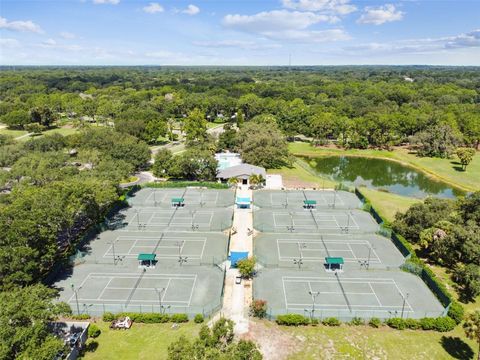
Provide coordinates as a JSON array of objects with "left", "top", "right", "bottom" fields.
[
  {"left": 303, "top": 200, "right": 317, "bottom": 205},
  {"left": 171, "top": 197, "right": 184, "bottom": 203},
  {"left": 325, "top": 257, "right": 344, "bottom": 265},
  {"left": 138, "top": 253, "right": 156, "bottom": 261}
]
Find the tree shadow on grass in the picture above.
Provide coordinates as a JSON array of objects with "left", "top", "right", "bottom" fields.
[
  {"left": 450, "top": 161, "right": 465, "bottom": 172},
  {"left": 440, "top": 336, "right": 474, "bottom": 359}
]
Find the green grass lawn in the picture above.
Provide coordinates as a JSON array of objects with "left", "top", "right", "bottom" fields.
[
  {"left": 289, "top": 142, "right": 480, "bottom": 192},
  {"left": 358, "top": 187, "right": 422, "bottom": 223},
  {"left": 267, "top": 159, "right": 337, "bottom": 189},
  {"left": 284, "top": 322, "right": 478, "bottom": 360},
  {"left": 0, "top": 128, "right": 28, "bottom": 138},
  {"left": 81, "top": 322, "right": 201, "bottom": 360},
  {"left": 42, "top": 126, "right": 78, "bottom": 137}
]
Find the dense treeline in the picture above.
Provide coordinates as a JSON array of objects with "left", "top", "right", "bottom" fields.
[
  {"left": 393, "top": 193, "right": 480, "bottom": 301},
  {"left": 1, "top": 67, "right": 479, "bottom": 150}
]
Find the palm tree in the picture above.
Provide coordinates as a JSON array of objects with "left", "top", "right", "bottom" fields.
[
  {"left": 249, "top": 174, "right": 264, "bottom": 189},
  {"left": 227, "top": 177, "right": 238, "bottom": 188},
  {"left": 464, "top": 310, "right": 480, "bottom": 360}
]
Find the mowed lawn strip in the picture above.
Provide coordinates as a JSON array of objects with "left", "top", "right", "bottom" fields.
[
  {"left": 267, "top": 159, "right": 337, "bottom": 189},
  {"left": 358, "top": 187, "right": 422, "bottom": 223},
  {"left": 82, "top": 322, "right": 201, "bottom": 360},
  {"left": 285, "top": 323, "right": 478, "bottom": 360},
  {"left": 289, "top": 142, "right": 480, "bottom": 192}
]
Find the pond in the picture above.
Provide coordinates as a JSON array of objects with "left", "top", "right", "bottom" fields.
[{"left": 303, "top": 156, "right": 464, "bottom": 199}]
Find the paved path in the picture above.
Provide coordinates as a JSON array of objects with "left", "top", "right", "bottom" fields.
[{"left": 212, "top": 185, "right": 253, "bottom": 334}]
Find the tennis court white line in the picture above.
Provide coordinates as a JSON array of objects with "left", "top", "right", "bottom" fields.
[
  {"left": 115, "top": 236, "right": 207, "bottom": 241},
  {"left": 392, "top": 281, "right": 414, "bottom": 312},
  {"left": 96, "top": 278, "right": 114, "bottom": 300},
  {"left": 283, "top": 276, "right": 397, "bottom": 282},
  {"left": 162, "top": 278, "right": 172, "bottom": 302},
  {"left": 287, "top": 304, "right": 415, "bottom": 310},
  {"left": 187, "top": 276, "right": 197, "bottom": 307},
  {"left": 369, "top": 283, "right": 382, "bottom": 306}
]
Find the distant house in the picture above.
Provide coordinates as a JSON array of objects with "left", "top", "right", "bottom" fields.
[{"left": 216, "top": 163, "right": 266, "bottom": 186}]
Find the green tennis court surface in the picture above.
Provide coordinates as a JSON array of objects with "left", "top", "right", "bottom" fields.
[
  {"left": 54, "top": 188, "right": 230, "bottom": 317},
  {"left": 128, "top": 188, "right": 235, "bottom": 209},
  {"left": 254, "top": 269, "right": 445, "bottom": 320},
  {"left": 255, "top": 233, "right": 405, "bottom": 269},
  {"left": 254, "top": 208, "right": 378, "bottom": 234},
  {"left": 254, "top": 190, "right": 361, "bottom": 210}
]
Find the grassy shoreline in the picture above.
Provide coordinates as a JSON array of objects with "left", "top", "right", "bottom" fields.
[{"left": 289, "top": 143, "right": 479, "bottom": 193}]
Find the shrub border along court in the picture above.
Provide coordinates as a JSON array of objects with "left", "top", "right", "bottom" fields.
[
  {"left": 275, "top": 314, "right": 456, "bottom": 332},
  {"left": 144, "top": 181, "right": 229, "bottom": 189},
  {"left": 103, "top": 312, "right": 189, "bottom": 323},
  {"left": 354, "top": 187, "right": 464, "bottom": 325}
]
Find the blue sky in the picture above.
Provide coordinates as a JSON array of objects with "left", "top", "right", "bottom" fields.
[{"left": 1, "top": 0, "right": 479, "bottom": 65}]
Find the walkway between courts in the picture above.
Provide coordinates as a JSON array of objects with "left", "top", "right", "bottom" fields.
[{"left": 211, "top": 185, "right": 253, "bottom": 334}]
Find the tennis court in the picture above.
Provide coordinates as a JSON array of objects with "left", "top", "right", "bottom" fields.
[
  {"left": 254, "top": 190, "right": 361, "bottom": 210},
  {"left": 56, "top": 264, "right": 225, "bottom": 316},
  {"left": 121, "top": 206, "right": 233, "bottom": 232},
  {"left": 254, "top": 208, "right": 378, "bottom": 234},
  {"left": 254, "top": 269, "right": 445, "bottom": 320},
  {"left": 128, "top": 188, "right": 235, "bottom": 209},
  {"left": 255, "top": 233, "right": 405, "bottom": 269}
]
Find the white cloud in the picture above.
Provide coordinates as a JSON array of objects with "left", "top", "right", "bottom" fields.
[
  {"left": 222, "top": 10, "right": 348, "bottom": 43},
  {"left": 183, "top": 4, "right": 200, "bottom": 15},
  {"left": 60, "top": 31, "right": 76, "bottom": 39},
  {"left": 143, "top": 2, "right": 164, "bottom": 14},
  {"left": 193, "top": 40, "right": 281, "bottom": 50},
  {"left": 282, "top": 0, "right": 356, "bottom": 15},
  {"left": 42, "top": 38, "right": 57, "bottom": 47},
  {"left": 223, "top": 10, "right": 337, "bottom": 33},
  {"left": 344, "top": 29, "right": 480, "bottom": 55},
  {"left": 93, "top": 0, "right": 120, "bottom": 5},
  {"left": 357, "top": 4, "right": 404, "bottom": 25},
  {"left": 0, "top": 38, "right": 20, "bottom": 47},
  {"left": 0, "top": 16, "right": 44, "bottom": 33}
]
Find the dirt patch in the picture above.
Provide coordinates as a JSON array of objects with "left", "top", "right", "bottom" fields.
[{"left": 241, "top": 320, "right": 301, "bottom": 360}]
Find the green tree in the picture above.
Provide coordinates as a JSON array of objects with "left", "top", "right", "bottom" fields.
[
  {"left": 453, "top": 264, "right": 480, "bottom": 301},
  {"left": 237, "top": 257, "right": 256, "bottom": 278},
  {"left": 184, "top": 108, "right": 207, "bottom": 144},
  {"left": 1, "top": 110, "right": 31, "bottom": 128},
  {"left": 456, "top": 147, "right": 476, "bottom": 171},
  {"left": 411, "top": 124, "right": 461, "bottom": 158},
  {"left": 463, "top": 311, "right": 480, "bottom": 360},
  {"left": 169, "top": 149, "right": 218, "bottom": 181},
  {"left": 0, "top": 285, "right": 64, "bottom": 360},
  {"left": 217, "top": 123, "right": 237, "bottom": 151},
  {"left": 236, "top": 122, "right": 289, "bottom": 169},
  {"left": 152, "top": 149, "right": 173, "bottom": 178}
]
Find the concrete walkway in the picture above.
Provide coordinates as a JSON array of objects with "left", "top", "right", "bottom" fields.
[{"left": 213, "top": 185, "right": 253, "bottom": 334}]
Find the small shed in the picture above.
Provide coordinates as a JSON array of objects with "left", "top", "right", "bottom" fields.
[
  {"left": 325, "top": 257, "right": 344, "bottom": 271},
  {"left": 138, "top": 253, "right": 156, "bottom": 268},
  {"left": 236, "top": 197, "right": 251, "bottom": 209},
  {"left": 171, "top": 197, "right": 185, "bottom": 208},
  {"left": 303, "top": 199, "right": 317, "bottom": 209},
  {"left": 230, "top": 251, "right": 249, "bottom": 267}
]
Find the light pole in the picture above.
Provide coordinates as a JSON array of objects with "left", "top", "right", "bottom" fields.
[
  {"left": 155, "top": 287, "right": 171, "bottom": 314},
  {"left": 71, "top": 284, "right": 82, "bottom": 315},
  {"left": 136, "top": 209, "right": 140, "bottom": 228},
  {"left": 153, "top": 190, "right": 157, "bottom": 206},
  {"left": 309, "top": 290, "right": 321, "bottom": 320},
  {"left": 400, "top": 292, "right": 410, "bottom": 319}
]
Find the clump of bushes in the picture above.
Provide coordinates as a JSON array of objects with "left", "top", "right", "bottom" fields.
[
  {"left": 322, "top": 317, "right": 341, "bottom": 326},
  {"left": 102, "top": 312, "right": 189, "bottom": 324},
  {"left": 447, "top": 302, "right": 464, "bottom": 324},
  {"left": 194, "top": 314, "right": 204, "bottom": 323},
  {"left": 88, "top": 324, "right": 101, "bottom": 338},
  {"left": 276, "top": 314, "right": 310, "bottom": 326},
  {"left": 386, "top": 317, "right": 456, "bottom": 332},
  {"left": 250, "top": 299, "right": 268, "bottom": 318},
  {"left": 350, "top": 317, "right": 364, "bottom": 326},
  {"left": 71, "top": 314, "right": 91, "bottom": 320},
  {"left": 369, "top": 317, "right": 382, "bottom": 328}
]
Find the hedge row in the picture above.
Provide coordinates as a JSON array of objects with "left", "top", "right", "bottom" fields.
[
  {"left": 144, "top": 181, "right": 229, "bottom": 189},
  {"left": 102, "top": 312, "right": 189, "bottom": 323},
  {"left": 354, "top": 187, "right": 464, "bottom": 324},
  {"left": 276, "top": 314, "right": 456, "bottom": 332}
]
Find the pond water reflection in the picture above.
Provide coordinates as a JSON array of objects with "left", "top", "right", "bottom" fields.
[{"left": 304, "top": 156, "right": 464, "bottom": 199}]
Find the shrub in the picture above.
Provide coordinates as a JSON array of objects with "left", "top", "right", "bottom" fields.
[
  {"left": 170, "top": 313, "right": 189, "bottom": 323},
  {"left": 350, "top": 317, "right": 364, "bottom": 326},
  {"left": 386, "top": 318, "right": 406, "bottom": 330},
  {"left": 71, "top": 314, "right": 91, "bottom": 320},
  {"left": 405, "top": 318, "right": 420, "bottom": 330},
  {"left": 369, "top": 317, "right": 382, "bottom": 328},
  {"left": 55, "top": 302, "right": 72, "bottom": 316},
  {"left": 276, "top": 314, "right": 310, "bottom": 326},
  {"left": 88, "top": 324, "right": 101, "bottom": 338},
  {"left": 250, "top": 299, "right": 268, "bottom": 319},
  {"left": 102, "top": 312, "right": 115, "bottom": 322},
  {"left": 194, "top": 314, "right": 204, "bottom": 323},
  {"left": 237, "top": 258, "right": 256, "bottom": 278},
  {"left": 433, "top": 317, "right": 456, "bottom": 332},
  {"left": 419, "top": 317, "right": 436, "bottom": 330},
  {"left": 310, "top": 318, "right": 319, "bottom": 326},
  {"left": 322, "top": 317, "right": 341, "bottom": 326},
  {"left": 447, "top": 301, "right": 464, "bottom": 325}
]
